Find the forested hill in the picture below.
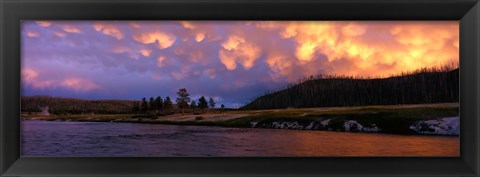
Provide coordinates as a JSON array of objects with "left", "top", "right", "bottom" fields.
[
  {"left": 21, "top": 96, "right": 136, "bottom": 114},
  {"left": 241, "top": 68, "right": 459, "bottom": 110}
]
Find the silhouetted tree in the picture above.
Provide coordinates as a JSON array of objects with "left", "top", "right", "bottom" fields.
[
  {"left": 241, "top": 66, "right": 459, "bottom": 110},
  {"left": 149, "top": 97, "right": 156, "bottom": 111},
  {"left": 190, "top": 100, "right": 197, "bottom": 108},
  {"left": 176, "top": 88, "right": 191, "bottom": 114},
  {"left": 208, "top": 97, "right": 216, "bottom": 108},
  {"left": 221, "top": 104, "right": 225, "bottom": 109},
  {"left": 155, "top": 96, "right": 163, "bottom": 111},
  {"left": 198, "top": 96, "right": 208, "bottom": 109},
  {"left": 164, "top": 96, "right": 173, "bottom": 109},
  {"left": 141, "top": 97, "right": 149, "bottom": 112}
]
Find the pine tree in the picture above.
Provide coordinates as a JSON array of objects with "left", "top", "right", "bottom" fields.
[
  {"left": 140, "top": 97, "right": 149, "bottom": 112},
  {"left": 208, "top": 97, "right": 216, "bottom": 108},
  {"left": 155, "top": 96, "right": 163, "bottom": 111},
  {"left": 176, "top": 88, "right": 191, "bottom": 114},
  {"left": 164, "top": 96, "right": 173, "bottom": 109},
  {"left": 190, "top": 100, "right": 197, "bottom": 108},
  {"left": 198, "top": 96, "right": 208, "bottom": 109},
  {"left": 221, "top": 104, "right": 225, "bottom": 109},
  {"left": 149, "top": 97, "right": 156, "bottom": 111}
]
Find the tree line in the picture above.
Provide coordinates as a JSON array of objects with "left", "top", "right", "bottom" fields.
[
  {"left": 21, "top": 96, "right": 135, "bottom": 114},
  {"left": 22, "top": 88, "right": 225, "bottom": 115},
  {"left": 241, "top": 65, "right": 459, "bottom": 110},
  {"left": 131, "top": 88, "right": 225, "bottom": 114}
]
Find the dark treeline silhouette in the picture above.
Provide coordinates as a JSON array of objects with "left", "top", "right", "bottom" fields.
[
  {"left": 131, "top": 96, "right": 173, "bottom": 114},
  {"left": 22, "top": 88, "right": 223, "bottom": 115},
  {"left": 241, "top": 65, "right": 459, "bottom": 110},
  {"left": 132, "top": 88, "right": 220, "bottom": 115},
  {"left": 21, "top": 96, "right": 135, "bottom": 114}
]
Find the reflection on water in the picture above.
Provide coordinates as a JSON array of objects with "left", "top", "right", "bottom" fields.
[{"left": 21, "top": 120, "right": 459, "bottom": 157}]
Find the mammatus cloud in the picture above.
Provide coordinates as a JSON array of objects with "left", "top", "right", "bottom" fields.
[
  {"left": 219, "top": 35, "right": 262, "bottom": 70},
  {"left": 265, "top": 21, "right": 458, "bottom": 77},
  {"left": 21, "top": 21, "right": 459, "bottom": 104},
  {"left": 342, "top": 23, "right": 367, "bottom": 37},
  {"left": 61, "top": 25, "right": 82, "bottom": 33},
  {"left": 156, "top": 56, "right": 168, "bottom": 68},
  {"left": 92, "top": 23, "right": 124, "bottom": 40},
  {"left": 26, "top": 31, "right": 39, "bottom": 38},
  {"left": 132, "top": 31, "right": 176, "bottom": 49},
  {"left": 180, "top": 21, "right": 196, "bottom": 29},
  {"left": 139, "top": 49, "right": 152, "bottom": 57},
  {"left": 35, "top": 21, "right": 52, "bottom": 27},
  {"left": 195, "top": 33, "right": 206, "bottom": 42}
]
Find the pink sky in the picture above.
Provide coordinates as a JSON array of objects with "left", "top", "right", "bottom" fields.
[{"left": 21, "top": 21, "right": 459, "bottom": 107}]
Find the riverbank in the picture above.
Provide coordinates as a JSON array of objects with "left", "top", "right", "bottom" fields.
[
  {"left": 22, "top": 102, "right": 459, "bottom": 136},
  {"left": 22, "top": 120, "right": 460, "bottom": 156}
]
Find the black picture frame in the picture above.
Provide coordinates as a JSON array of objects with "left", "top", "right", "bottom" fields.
[{"left": 1, "top": 0, "right": 479, "bottom": 176}]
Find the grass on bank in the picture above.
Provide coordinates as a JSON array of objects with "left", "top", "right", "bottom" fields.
[{"left": 22, "top": 103, "right": 459, "bottom": 134}]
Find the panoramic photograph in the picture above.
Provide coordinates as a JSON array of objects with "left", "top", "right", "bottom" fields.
[{"left": 21, "top": 21, "right": 459, "bottom": 157}]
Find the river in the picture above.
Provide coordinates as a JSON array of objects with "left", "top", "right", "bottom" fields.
[{"left": 21, "top": 120, "right": 459, "bottom": 157}]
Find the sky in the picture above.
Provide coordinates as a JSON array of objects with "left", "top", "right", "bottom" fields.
[{"left": 21, "top": 21, "right": 459, "bottom": 108}]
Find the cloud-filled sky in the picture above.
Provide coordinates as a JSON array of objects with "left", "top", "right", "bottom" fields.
[{"left": 21, "top": 21, "right": 459, "bottom": 107}]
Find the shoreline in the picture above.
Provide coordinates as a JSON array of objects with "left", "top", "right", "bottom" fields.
[
  {"left": 22, "top": 119, "right": 460, "bottom": 137},
  {"left": 22, "top": 102, "right": 460, "bottom": 136}
]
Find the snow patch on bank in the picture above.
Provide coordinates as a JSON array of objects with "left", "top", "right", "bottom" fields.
[
  {"left": 409, "top": 117, "right": 459, "bottom": 135},
  {"left": 271, "top": 121, "right": 304, "bottom": 129},
  {"left": 249, "top": 121, "right": 258, "bottom": 128},
  {"left": 305, "top": 119, "right": 330, "bottom": 130},
  {"left": 250, "top": 119, "right": 380, "bottom": 133},
  {"left": 343, "top": 120, "right": 381, "bottom": 132}
]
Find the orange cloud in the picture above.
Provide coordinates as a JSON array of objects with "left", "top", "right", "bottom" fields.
[
  {"left": 180, "top": 21, "right": 196, "bottom": 29},
  {"left": 35, "top": 21, "right": 52, "bottom": 27},
  {"left": 26, "top": 31, "right": 39, "bottom": 38},
  {"left": 342, "top": 23, "right": 366, "bottom": 37},
  {"left": 384, "top": 23, "right": 458, "bottom": 72},
  {"left": 92, "top": 23, "right": 124, "bottom": 40},
  {"left": 62, "top": 25, "right": 81, "bottom": 33},
  {"left": 267, "top": 21, "right": 458, "bottom": 77},
  {"left": 278, "top": 22, "right": 340, "bottom": 62},
  {"left": 156, "top": 56, "right": 167, "bottom": 68},
  {"left": 133, "top": 31, "right": 176, "bottom": 49},
  {"left": 221, "top": 35, "right": 245, "bottom": 50},
  {"left": 219, "top": 35, "right": 262, "bottom": 70},
  {"left": 195, "top": 32, "right": 206, "bottom": 42},
  {"left": 139, "top": 49, "right": 152, "bottom": 57},
  {"left": 452, "top": 39, "right": 459, "bottom": 49},
  {"left": 265, "top": 52, "right": 294, "bottom": 81}
]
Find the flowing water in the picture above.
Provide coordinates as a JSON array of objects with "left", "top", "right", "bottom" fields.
[{"left": 21, "top": 120, "right": 459, "bottom": 157}]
